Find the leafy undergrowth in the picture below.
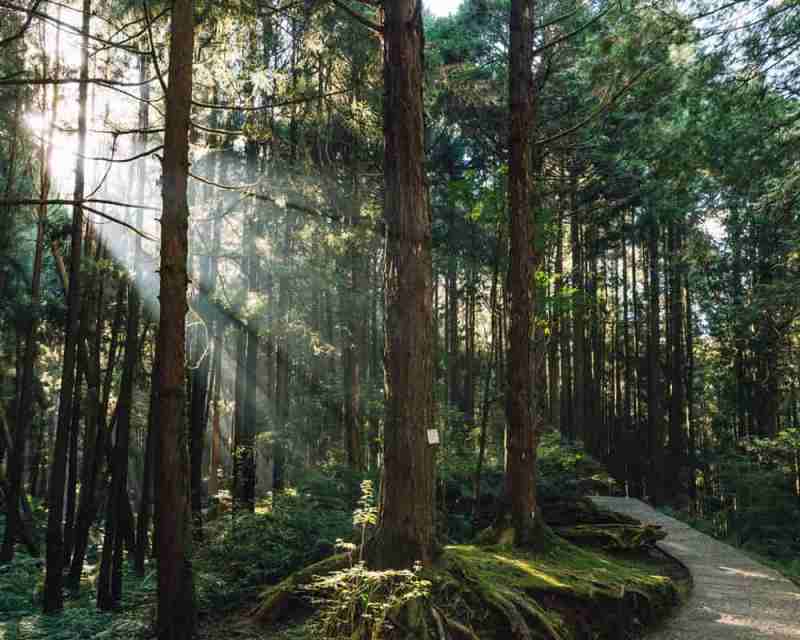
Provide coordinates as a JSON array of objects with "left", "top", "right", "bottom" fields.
[
  {"left": 0, "top": 551, "right": 156, "bottom": 640},
  {"left": 1, "top": 501, "right": 154, "bottom": 640},
  {"left": 0, "top": 486, "right": 351, "bottom": 639},
  {"left": 254, "top": 536, "right": 688, "bottom": 640},
  {"left": 194, "top": 489, "right": 352, "bottom": 612}
]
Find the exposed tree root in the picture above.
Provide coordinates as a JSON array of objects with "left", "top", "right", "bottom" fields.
[
  {"left": 249, "top": 553, "right": 348, "bottom": 623},
  {"left": 554, "top": 524, "right": 666, "bottom": 550},
  {"left": 252, "top": 539, "right": 683, "bottom": 640}
]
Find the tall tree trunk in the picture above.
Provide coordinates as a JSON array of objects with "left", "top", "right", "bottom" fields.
[
  {"left": 156, "top": 0, "right": 196, "bottom": 632},
  {"left": 571, "top": 190, "right": 585, "bottom": 442},
  {"left": 621, "top": 225, "right": 634, "bottom": 490},
  {"left": 65, "top": 261, "right": 107, "bottom": 589},
  {"left": 133, "top": 45, "right": 154, "bottom": 575},
  {"left": 504, "top": 0, "right": 545, "bottom": 547},
  {"left": 134, "top": 350, "right": 157, "bottom": 575},
  {"left": 343, "top": 245, "right": 366, "bottom": 472},
  {"left": 238, "top": 212, "right": 258, "bottom": 510},
  {"left": 647, "top": 220, "right": 666, "bottom": 506},
  {"left": 274, "top": 215, "right": 291, "bottom": 492},
  {"left": 62, "top": 352, "right": 83, "bottom": 564},
  {"left": 43, "top": 0, "right": 88, "bottom": 611},
  {"left": 685, "top": 273, "right": 696, "bottom": 505},
  {"left": 367, "top": 0, "right": 435, "bottom": 570},
  {"left": 98, "top": 274, "right": 139, "bottom": 608},
  {"left": 548, "top": 215, "right": 562, "bottom": 432},
  {"left": 668, "top": 223, "right": 686, "bottom": 498},
  {"left": 474, "top": 228, "right": 502, "bottom": 518}
]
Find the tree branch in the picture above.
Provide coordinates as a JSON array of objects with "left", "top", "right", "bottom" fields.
[
  {"left": 330, "top": 0, "right": 382, "bottom": 34},
  {"left": 0, "top": 0, "right": 42, "bottom": 48}
]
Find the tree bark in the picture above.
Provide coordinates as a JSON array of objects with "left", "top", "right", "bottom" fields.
[
  {"left": 367, "top": 0, "right": 435, "bottom": 570},
  {"left": 504, "top": 0, "right": 545, "bottom": 547},
  {"left": 156, "top": 0, "right": 196, "bottom": 632}
]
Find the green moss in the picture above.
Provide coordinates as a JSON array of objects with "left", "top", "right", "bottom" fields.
[
  {"left": 553, "top": 524, "right": 667, "bottom": 550},
  {"left": 433, "top": 536, "right": 680, "bottom": 639},
  {"left": 252, "top": 530, "right": 683, "bottom": 639}
]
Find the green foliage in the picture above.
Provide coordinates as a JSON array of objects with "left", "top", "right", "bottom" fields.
[
  {"left": 352, "top": 480, "right": 377, "bottom": 561},
  {"left": 537, "top": 432, "right": 619, "bottom": 501},
  {"left": 194, "top": 490, "right": 352, "bottom": 611},
  {"left": 0, "top": 551, "right": 155, "bottom": 639},
  {"left": 304, "top": 562, "right": 431, "bottom": 640},
  {"left": 669, "top": 435, "right": 800, "bottom": 583}
]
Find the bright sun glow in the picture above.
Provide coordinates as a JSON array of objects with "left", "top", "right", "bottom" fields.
[{"left": 428, "top": 0, "right": 463, "bottom": 17}]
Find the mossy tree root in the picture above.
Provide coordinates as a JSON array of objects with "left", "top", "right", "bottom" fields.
[
  {"left": 554, "top": 524, "right": 666, "bottom": 550},
  {"left": 446, "top": 555, "right": 564, "bottom": 640},
  {"left": 250, "top": 553, "right": 349, "bottom": 624}
]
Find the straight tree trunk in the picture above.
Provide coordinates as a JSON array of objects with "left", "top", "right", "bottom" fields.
[
  {"left": 156, "top": 0, "right": 196, "bottom": 632},
  {"left": 504, "top": 0, "right": 545, "bottom": 547},
  {"left": 548, "top": 216, "right": 562, "bottom": 432},
  {"left": 274, "top": 215, "right": 291, "bottom": 491},
  {"left": 135, "top": 350, "right": 158, "bottom": 575},
  {"left": 43, "top": 0, "right": 89, "bottom": 611},
  {"left": 668, "top": 223, "right": 686, "bottom": 498},
  {"left": 647, "top": 221, "right": 666, "bottom": 506},
  {"left": 343, "top": 245, "right": 366, "bottom": 473},
  {"left": 239, "top": 212, "right": 258, "bottom": 510},
  {"left": 366, "top": 0, "right": 435, "bottom": 570},
  {"left": 98, "top": 274, "right": 139, "bottom": 608},
  {"left": 474, "top": 228, "right": 502, "bottom": 517},
  {"left": 65, "top": 267, "right": 108, "bottom": 589},
  {"left": 621, "top": 226, "right": 634, "bottom": 489},
  {"left": 685, "top": 277, "right": 696, "bottom": 503},
  {"left": 571, "top": 192, "right": 585, "bottom": 442}
]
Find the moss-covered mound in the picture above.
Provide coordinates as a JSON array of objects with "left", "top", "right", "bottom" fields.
[
  {"left": 553, "top": 524, "right": 667, "bottom": 550},
  {"left": 255, "top": 536, "right": 683, "bottom": 640},
  {"left": 436, "top": 541, "right": 678, "bottom": 639}
]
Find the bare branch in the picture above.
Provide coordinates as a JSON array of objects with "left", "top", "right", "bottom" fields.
[
  {"left": 0, "top": 197, "right": 160, "bottom": 212},
  {"left": 142, "top": 1, "right": 168, "bottom": 97},
  {"left": 0, "top": 0, "right": 142, "bottom": 53},
  {"left": 330, "top": 0, "right": 382, "bottom": 34},
  {"left": 191, "top": 88, "right": 350, "bottom": 112},
  {"left": 84, "top": 144, "right": 164, "bottom": 164},
  {"left": 0, "top": 0, "right": 42, "bottom": 48}
]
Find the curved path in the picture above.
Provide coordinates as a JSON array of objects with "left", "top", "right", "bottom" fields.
[{"left": 590, "top": 496, "right": 800, "bottom": 639}]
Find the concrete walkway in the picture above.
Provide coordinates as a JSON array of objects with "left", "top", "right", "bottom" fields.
[{"left": 590, "top": 496, "right": 800, "bottom": 639}]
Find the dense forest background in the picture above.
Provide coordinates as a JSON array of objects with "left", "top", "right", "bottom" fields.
[{"left": 1, "top": 0, "right": 800, "bottom": 636}]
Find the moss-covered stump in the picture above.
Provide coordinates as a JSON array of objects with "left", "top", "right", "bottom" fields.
[
  {"left": 553, "top": 524, "right": 666, "bottom": 550},
  {"left": 253, "top": 537, "right": 684, "bottom": 640}
]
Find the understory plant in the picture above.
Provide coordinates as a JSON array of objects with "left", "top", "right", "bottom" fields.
[{"left": 304, "top": 479, "right": 432, "bottom": 639}]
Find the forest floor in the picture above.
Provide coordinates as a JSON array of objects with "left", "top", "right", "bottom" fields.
[
  {"left": 0, "top": 493, "right": 691, "bottom": 640},
  {"left": 591, "top": 497, "right": 800, "bottom": 639}
]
